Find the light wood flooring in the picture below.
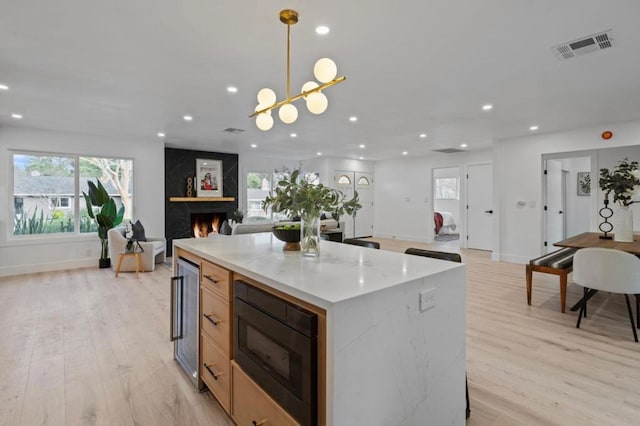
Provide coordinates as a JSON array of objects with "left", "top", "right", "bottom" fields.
[{"left": 1, "top": 239, "right": 639, "bottom": 425}]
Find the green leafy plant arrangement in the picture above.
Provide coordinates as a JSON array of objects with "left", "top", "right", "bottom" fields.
[
  {"left": 262, "top": 169, "right": 361, "bottom": 220},
  {"left": 230, "top": 208, "right": 244, "bottom": 224},
  {"left": 82, "top": 178, "right": 125, "bottom": 263},
  {"left": 262, "top": 169, "right": 361, "bottom": 255},
  {"left": 599, "top": 158, "right": 640, "bottom": 206}
]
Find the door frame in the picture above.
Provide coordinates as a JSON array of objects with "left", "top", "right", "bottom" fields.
[
  {"left": 540, "top": 150, "right": 597, "bottom": 254},
  {"left": 431, "top": 166, "right": 462, "bottom": 246}
]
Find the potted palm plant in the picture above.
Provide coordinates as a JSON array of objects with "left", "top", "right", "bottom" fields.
[
  {"left": 262, "top": 169, "right": 361, "bottom": 256},
  {"left": 82, "top": 178, "right": 125, "bottom": 268}
]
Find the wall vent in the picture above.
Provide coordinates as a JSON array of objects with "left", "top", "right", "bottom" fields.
[
  {"left": 552, "top": 30, "right": 614, "bottom": 60},
  {"left": 433, "top": 148, "right": 465, "bottom": 154},
  {"left": 223, "top": 127, "right": 245, "bottom": 134}
]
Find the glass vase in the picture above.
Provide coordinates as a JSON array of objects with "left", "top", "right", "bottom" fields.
[
  {"left": 615, "top": 205, "right": 634, "bottom": 242},
  {"left": 300, "top": 213, "right": 321, "bottom": 257}
]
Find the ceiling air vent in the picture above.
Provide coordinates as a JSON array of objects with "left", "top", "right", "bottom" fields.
[
  {"left": 433, "top": 148, "right": 465, "bottom": 154},
  {"left": 223, "top": 127, "right": 245, "bottom": 134},
  {"left": 552, "top": 30, "right": 614, "bottom": 60}
]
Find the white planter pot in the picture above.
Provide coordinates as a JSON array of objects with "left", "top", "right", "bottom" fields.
[{"left": 615, "top": 206, "right": 634, "bottom": 242}]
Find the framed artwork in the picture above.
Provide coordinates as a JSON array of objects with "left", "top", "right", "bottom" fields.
[
  {"left": 196, "top": 159, "right": 223, "bottom": 197},
  {"left": 577, "top": 172, "right": 591, "bottom": 196}
]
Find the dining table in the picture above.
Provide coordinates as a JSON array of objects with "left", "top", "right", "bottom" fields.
[{"left": 554, "top": 232, "right": 640, "bottom": 310}]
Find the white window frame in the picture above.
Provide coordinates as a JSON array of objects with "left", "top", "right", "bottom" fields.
[{"left": 9, "top": 150, "right": 134, "bottom": 240}]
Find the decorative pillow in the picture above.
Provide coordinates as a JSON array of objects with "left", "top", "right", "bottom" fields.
[
  {"left": 219, "top": 220, "right": 232, "bottom": 235},
  {"left": 132, "top": 220, "right": 147, "bottom": 241}
]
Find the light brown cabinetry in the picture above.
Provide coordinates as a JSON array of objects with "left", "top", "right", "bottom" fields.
[
  {"left": 231, "top": 361, "right": 299, "bottom": 426},
  {"left": 199, "top": 259, "right": 232, "bottom": 414}
]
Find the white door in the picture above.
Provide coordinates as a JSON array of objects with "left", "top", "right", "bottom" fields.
[
  {"left": 466, "top": 163, "right": 493, "bottom": 251},
  {"left": 545, "top": 160, "right": 565, "bottom": 253},
  {"left": 354, "top": 172, "right": 374, "bottom": 238},
  {"left": 334, "top": 171, "right": 355, "bottom": 238}
]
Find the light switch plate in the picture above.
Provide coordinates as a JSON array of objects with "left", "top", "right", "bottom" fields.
[{"left": 419, "top": 288, "right": 436, "bottom": 312}]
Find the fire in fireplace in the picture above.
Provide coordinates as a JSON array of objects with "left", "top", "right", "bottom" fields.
[{"left": 191, "top": 212, "right": 227, "bottom": 238}]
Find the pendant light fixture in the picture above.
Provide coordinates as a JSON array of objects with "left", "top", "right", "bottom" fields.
[{"left": 250, "top": 10, "right": 346, "bottom": 131}]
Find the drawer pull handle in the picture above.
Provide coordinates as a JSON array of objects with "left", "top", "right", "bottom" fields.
[
  {"left": 203, "top": 274, "right": 220, "bottom": 284},
  {"left": 204, "top": 363, "right": 223, "bottom": 380},
  {"left": 204, "top": 314, "right": 220, "bottom": 326},
  {"left": 252, "top": 420, "right": 268, "bottom": 426}
]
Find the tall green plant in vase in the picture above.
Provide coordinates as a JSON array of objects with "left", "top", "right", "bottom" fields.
[
  {"left": 262, "top": 169, "right": 361, "bottom": 256},
  {"left": 83, "top": 178, "right": 125, "bottom": 268}
]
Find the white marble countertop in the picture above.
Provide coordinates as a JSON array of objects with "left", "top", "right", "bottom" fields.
[{"left": 173, "top": 233, "right": 462, "bottom": 308}]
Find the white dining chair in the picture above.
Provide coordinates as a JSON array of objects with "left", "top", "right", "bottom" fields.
[{"left": 573, "top": 247, "right": 640, "bottom": 342}]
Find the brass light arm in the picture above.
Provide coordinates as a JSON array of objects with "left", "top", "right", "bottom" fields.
[{"left": 249, "top": 76, "right": 346, "bottom": 118}]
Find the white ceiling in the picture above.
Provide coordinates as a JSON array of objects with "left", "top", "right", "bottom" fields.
[{"left": 1, "top": 1, "right": 640, "bottom": 161}]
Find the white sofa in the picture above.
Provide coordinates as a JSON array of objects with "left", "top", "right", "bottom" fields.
[
  {"left": 230, "top": 218, "right": 344, "bottom": 235},
  {"left": 107, "top": 227, "right": 167, "bottom": 272}
]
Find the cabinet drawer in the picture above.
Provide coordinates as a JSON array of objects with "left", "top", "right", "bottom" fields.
[
  {"left": 200, "top": 260, "right": 231, "bottom": 300},
  {"left": 231, "top": 361, "right": 299, "bottom": 426},
  {"left": 200, "top": 286, "right": 230, "bottom": 354},
  {"left": 201, "top": 333, "right": 231, "bottom": 414}
]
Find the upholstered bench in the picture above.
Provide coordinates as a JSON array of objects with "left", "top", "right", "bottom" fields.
[{"left": 526, "top": 247, "right": 577, "bottom": 313}]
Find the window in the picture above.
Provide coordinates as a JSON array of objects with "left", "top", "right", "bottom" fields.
[
  {"left": 246, "top": 171, "right": 290, "bottom": 220},
  {"left": 337, "top": 174, "right": 351, "bottom": 185},
  {"left": 11, "top": 152, "right": 133, "bottom": 236},
  {"left": 435, "top": 177, "right": 459, "bottom": 200}
]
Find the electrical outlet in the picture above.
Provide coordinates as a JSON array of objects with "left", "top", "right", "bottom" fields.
[{"left": 419, "top": 288, "right": 436, "bottom": 312}]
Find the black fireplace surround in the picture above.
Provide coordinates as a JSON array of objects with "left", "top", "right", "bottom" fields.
[{"left": 165, "top": 147, "right": 238, "bottom": 256}]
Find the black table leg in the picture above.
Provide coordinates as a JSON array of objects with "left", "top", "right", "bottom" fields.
[{"left": 570, "top": 289, "right": 599, "bottom": 312}]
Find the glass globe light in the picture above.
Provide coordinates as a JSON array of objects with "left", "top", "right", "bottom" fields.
[
  {"left": 256, "top": 113, "right": 274, "bottom": 131},
  {"left": 279, "top": 103, "right": 298, "bottom": 124},
  {"left": 255, "top": 104, "right": 271, "bottom": 116},
  {"left": 306, "top": 92, "right": 328, "bottom": 114},
  {"left": 301, "top": 81, "right": 319, "bottom": 99},
  {"left": 257, "top": 88, "right": 276, "bottom": 106},
  {"left": 314, "top": 58, "right": 337, "bottom": 83}
]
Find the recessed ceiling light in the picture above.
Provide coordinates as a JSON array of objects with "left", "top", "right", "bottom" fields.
[
  {"left": 227, "top": 86, "right": 238, "bottom": 93},
  {"left": 529, "top": 125, "right": 539, "bottom": 131},
  {"left": 0, "top": 84, "right": 8, "bottom": 91},
  {"left": 482, "top": 104, "right": 493, "bottom": 111},
  {"left": 251, "top": 144, "right": 257, "bottom": 148},
  {"left": 290, "top": 133, "right": 297, "bottom": 138},
  {"left": 317, "top": 152, "right": 322, "bottom": 156},
  {"left": 402, "top": 151, "right": 408, "bottom": 156},
  {"left": 316, "top": 26, "right": 330, "bottom": 35},
  {"left": 349, "top": 116, "right": 358, "bottom": 122},
  {"left": 419, "top": 133, "right": 427, "bottom": 138},
  {"left": 359, "top": 156, "right": 364, "bottom": 160},
  {"left": 11, "top": 113, "right": 22, "bottom": 119},
  {"left": 359, "top": 144, "right": 366, "bottom": 148},
  {"left": 183, "top": 115, "right": 193, "bottom": 121},
  {"left": 460, "top": 143, "right": 468, "bottom": 148},
  {"left": 157, "top": 132, "right": 165, "bottom": 137}
]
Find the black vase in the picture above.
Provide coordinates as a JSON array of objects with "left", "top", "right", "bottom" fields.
[{"left": 99, "top": 258, "right": 111, "bottom": 269}]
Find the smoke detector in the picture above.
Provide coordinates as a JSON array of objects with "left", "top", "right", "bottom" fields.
[{"left": 552, "top": 30, "right": 613, "bottom": 60}]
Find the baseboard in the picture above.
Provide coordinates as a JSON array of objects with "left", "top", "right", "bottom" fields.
[
  {"left": 373, "top": 232, "right": 431, "bottom": 244},
  {"left": 0, "top": 258, "right": 97, "bottom": 277},
  {"left": 494, "top": 253, "right": 529, "bottom": 264}
]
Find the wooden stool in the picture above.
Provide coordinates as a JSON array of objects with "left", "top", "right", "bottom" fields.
[{"left": 115, "top": 252, "right": 144, "bottom": 278}]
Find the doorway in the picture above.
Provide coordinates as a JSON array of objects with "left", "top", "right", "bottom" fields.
[
  {"left": 466, "top": 163, "right": 494, "bottom": 251},
  {"left": 432, "top": 167, "right": 461, "bottom": 243},
  {"left": 543, "top": 155, "right": 591, "bottom": 253}
]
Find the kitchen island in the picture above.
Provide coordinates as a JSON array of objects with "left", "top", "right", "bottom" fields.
[{"left": 173, "top": 233, "right": 466, "bottom": 426}]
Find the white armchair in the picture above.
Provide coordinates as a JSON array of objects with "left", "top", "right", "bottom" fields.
[{"left": 107, "top": 227, "right": 166, "bottom": 272}]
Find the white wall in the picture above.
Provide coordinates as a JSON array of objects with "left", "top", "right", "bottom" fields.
[
  {"left": 561, "top": 157, "right": 591, "bottom": 238},
  {"left": 374, "top": 149, "right": 492, "bottom": 243},
  {"left": 496, "top": 119, "right": 640, "bottom": 263},
  {"left": 0, "top": 126, "right": 165, "bottom": 276}
]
